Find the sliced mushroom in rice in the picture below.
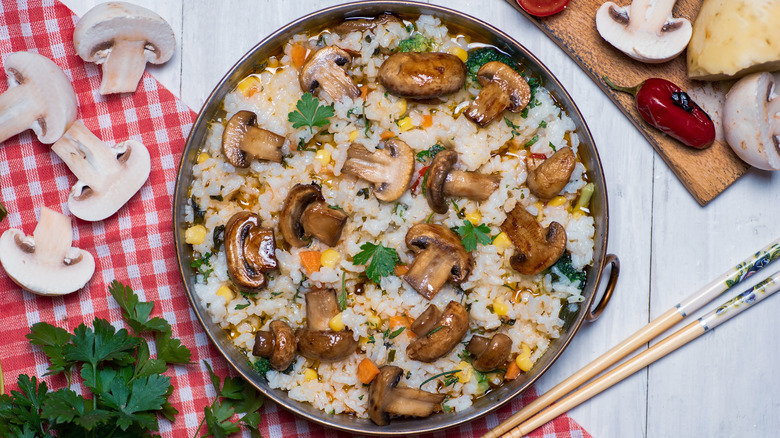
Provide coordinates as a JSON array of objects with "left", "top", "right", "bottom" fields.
[
  {"left": 465, "top": 61, "right": 531, "bottom": 127},
  {"left": 407, "top": 301, "right": 469, "bottom": 362},
  {"left": 296, "top": 288, "right": 358, "bottom": 362},
  {"left": 368, "top": 365, "right": 446, "bottom": 426},
  {"left": 526, "top": 147, "right": 576, "bottom": 200},
  {"left": 279, "top": 183, "right": 348, "bottom": 248},
  {"left": 424, "top": 149, "right": 500, "bottom": 214},
  {"left": 253, "top": 320, "right": 297, "bottom": 371},
  {"left": 299, "top": 46, "right": 360, "bottom": 101},
  {"left": 222, "top": 110, "right": 285, "bottom": 167},
  {"left": 341, "top": 139, "right": 415, "bottom": 202},
  {"left": 500, "top": 204, "right": 566, "bottom": 275},
  {"left": 379, "top": 52, "right": 466, "bottom": 100},
  {"left": 224, "top": 211, "right": 278, "bottom": 292},
  {"left": 403, "top": 224, "right": 473, "bottom": 300},
  {"left": 466, "top": 333, "right": 513, "bottom": 372}
]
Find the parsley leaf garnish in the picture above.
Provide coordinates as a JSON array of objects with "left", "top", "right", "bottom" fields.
[
  {"left": 388, "top": 327, "right": 405, "bottom": 339},
  {"left": 200, "top": 361, "right": 264, "bottom": 437},
  {"left": 352, "top": 242, "right": 399, "bottom": 284},
  {"left": 456, "top": 220, "right": 492, "bottom": 252},
  {"left": 415, "top": 144, "right": 445, "bottom": 162},
  {"left": 3, "top": 281, "right": 201, "bottom": 437},
  {"left": 287, "top": 92, "right": 335, "bottom": 132}
]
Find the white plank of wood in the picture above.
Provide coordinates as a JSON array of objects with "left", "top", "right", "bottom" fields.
[{"left": 649, "top": 163, "right": 780, "bottom": 437}]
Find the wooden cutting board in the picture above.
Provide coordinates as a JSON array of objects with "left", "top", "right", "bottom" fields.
[{"left": 503, "top": 0, "right": 750, "bottom": 206}]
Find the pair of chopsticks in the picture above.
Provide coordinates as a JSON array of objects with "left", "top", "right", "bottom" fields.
[{"left": 484, "top": 238, "right": 780, "bottom": 438}]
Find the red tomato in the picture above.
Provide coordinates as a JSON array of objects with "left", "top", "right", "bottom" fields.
[{"left": 516, "top": 0, "right": 570, "bottom": 17}]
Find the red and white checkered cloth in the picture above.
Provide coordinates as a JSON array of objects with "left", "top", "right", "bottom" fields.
[{"left": 0, "top": 1, "right": 592, "bottom": 437}]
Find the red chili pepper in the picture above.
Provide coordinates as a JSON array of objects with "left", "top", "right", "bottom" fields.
[
  {"left": 410, "top": 166, "right": 429, "bottom": 195},
  {"left": 529, "top": 153, "right": 548, "bottom": 160},
  {"left": 603, "top": 76, "right": 715, "bottom": 150}
]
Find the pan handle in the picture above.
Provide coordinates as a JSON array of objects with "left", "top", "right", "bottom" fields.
[{"left": 586, "top": 254, "right": 620, "bottom": 322}]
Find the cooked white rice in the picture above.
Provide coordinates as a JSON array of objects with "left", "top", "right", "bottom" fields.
[{"left": 186, "top": 15, "right": 595, "bottom": 418}]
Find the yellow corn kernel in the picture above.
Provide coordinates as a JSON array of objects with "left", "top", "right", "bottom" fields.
[
  {"left": 348, "top": 130, "right": 359, "bottom": 142},
  {"left": 197, "top": 152, "right": 210, "bottom": 164},
  {"left": 185, "top": 225, "right": 207, "bottom": 245},
  {"left": 320, "top": 249, "right": 341, "bottom": 269},
  {"left": 397, "top": 116, "right": 414, "bottom": 132},
  {"left": 315, "top": 148, "right": 331, "bottom": 166},
  {"left": 457, "top": 361, "right": 472, "bottom": 383},
  {"left": 493, "top": 297, "right": 509, "bottom": 316},
  {"left": 366, "top": 314, "right": 382, "bottom": 328},
  {"left": 303, "top": 368, "right": 318, "bottom": 381},
  {"left": 397, "top": 98, "right": 407, "bottom": 116},
  {"left": 448, "top": 46, "right": 469, "bottom": 62},
  {"left": 492, "top": 232, "right": 512, "bottom": 254},
  {"left": 548, "top": 196, "right": 567, "bottom": 207},
  {"left": 516, "top": 355, "right": 533, "bottom": 372},
  {"left": 329, "top": 312, "right": 345, "bottom": 332},
  {"left": 464, "top": 211, "right": 481, "bottom": 225},
  {"left": 216, "top": 285, "right": 235, "bottom": 303},
  {"left": 236, "top": 75, "right": 261, "bottom": 96}
]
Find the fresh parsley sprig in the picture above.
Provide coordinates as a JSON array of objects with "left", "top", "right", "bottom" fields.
[
  {"left": 197, "top": 361, "right": 264, "bottom": 438},
  {"left": 288, "top": 92, "right": 335, "bottom": 132},
  {"left": 0, "top": 280, "right": 192, "bottom": 437},
  {"left": 456, "top": 220, "right": 492, "bottom": 252},
  {"left": 352, "top": 242, "right": 400, "bottom": 284}
]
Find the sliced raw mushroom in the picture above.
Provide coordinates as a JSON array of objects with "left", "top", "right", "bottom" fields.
[
  {"left": 296, "top": 288, "right": 358, "bottom": 361},
  {"left": 253, "top": 320, "right": 297, "bottom": 371},
  {"left": 0, "top": 207, "right": 95, "bottom": 296},
  {"left": 279, "top": 183, "right": 348, "bottom": 247},
  {"left": 424, "top": 149, "right": 500, "bottom": 214},
  {"left": 464, "top": 61, "right": 531, "bottom": 127},
  {"left": 0, "top": 51, "right": 77, "bottom": 144},
  {"left": 73, "top": 2, "right": 175, "bottom": 94},
  {"left": 379, "top": 52, "right": 466, "bottom": 99},
  {"left": 341, "top": 139, "right": 415, "bottom": 202},
  {"left": 407, "top": 301, "right": 469, "bottom": 362},
  {"left": 403, "top": 224, "right": 473, "bottom": 300},
  {"left": 466, "top": 333, "right": 513, "bottom": 372},
  {"left": 224, "top": 211, "right": 278, "bottom": 292},
  {"left": 500, "top": 204, "right": 567, "bottom": 275},
  {"left": 595, "top": 0, "right": 692, "bottom": 63},
  {"left": 722, "top": 72, "right": 780, "bottom": 171},
  {"left": 368, "top": 365, "right": 445, "bottom": 426},
  {"left": 332, "top": 13, "right": 402, "bottom": 34},
  {"left": 51, "top": 121, "right": 151, "bottom": 221},
  {"left": 299, "top": 46, "right": 360, "bottom": 101},
  {"left": 222, "top": 110, "right": 285, "bottom": 167},
  {"left": 526, "top": 147, "right": 577, "bottom": 200}
]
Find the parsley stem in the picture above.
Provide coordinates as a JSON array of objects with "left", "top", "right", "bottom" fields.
[
  {"left": 0, "top": 359, "right": 4, "bottom": 395},
  {"left": 193, "top": 415, "right": 207, "bottom": 438}
]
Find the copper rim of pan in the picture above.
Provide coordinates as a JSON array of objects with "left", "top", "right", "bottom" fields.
[{"left": 172, "top": 1, "right": 618, "bottom": 435}]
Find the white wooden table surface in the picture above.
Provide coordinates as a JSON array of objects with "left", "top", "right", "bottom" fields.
[{"left": 61, "top": 1, "right": 780, "bottom": 437}]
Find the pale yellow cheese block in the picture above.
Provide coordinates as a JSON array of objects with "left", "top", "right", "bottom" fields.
[{"left": 688, "top": 0, "right": 780, "bottom": 80}]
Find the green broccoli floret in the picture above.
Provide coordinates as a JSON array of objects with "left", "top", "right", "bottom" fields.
[
  {"left": 397, "top": 33, "right": 434, "bottom": 52},
  {"left": 252, "top": 357, "right": 272, "bottom": 376},
  {"left": 465, "top": 47, "right": 520, "bottom": 81},
  {"left": 549, "top": 251, "right": 587, "bottom": 289}
]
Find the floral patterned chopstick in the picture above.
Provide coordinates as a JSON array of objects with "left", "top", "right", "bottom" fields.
[
  {"left": 505, "top": 270, "right": 780, "bottom": 437},
  {"left": 484, "top": 237, "right": 780, "bottom": 438}
]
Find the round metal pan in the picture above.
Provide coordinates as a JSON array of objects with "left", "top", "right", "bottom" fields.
[{"left": 173, "top": 1, "right": 619, "bottom": 434}]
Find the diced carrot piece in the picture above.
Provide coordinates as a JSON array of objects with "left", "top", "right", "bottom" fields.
[
  {"left": 389, "top": 315, "right": 410, "bottom": 330},
  {"left": 299, "top": 250, "right": 322, "bottom": 274},
  {"left": 357, "top": 358, "right": 381, "bottom": 384},
  {"left": 422, "top": 114, "right": 433, "bottom": 128},
  {"left": 360, "top": 85, "right": 369, "bottom": 100},
  {"left": 380, "top": 130, "right": 396, "bottom": 140},
  {"left": 504, "top": 360, "right": 521, "bottom": 381},
  {"left": 291, "top": 44, "right": 307, "bottom": 70},
  {"left": 393, "top": 264, "right": 409, "bottom": 276}
]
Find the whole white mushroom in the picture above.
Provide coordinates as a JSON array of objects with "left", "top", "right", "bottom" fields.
[
  {"left": 722, "top": 72, "right": 780, "bottom": 171},
  {"left": 73, "top": 2, "right": 175, "bottom": 95}
]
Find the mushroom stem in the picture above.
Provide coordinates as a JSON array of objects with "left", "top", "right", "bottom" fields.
[
  {"left": 51, "top": 122, "right": 122, "bottom": 188},
  {"left": 342, "top": 145, "right": 392, "bottom": 184},
  {"left": 0, "top": 86, "right": 39, "bottom": 144},
  {"left": 33, "top": 207, "right": 73, "bottom": 265},
  {"left": 629, "top": 0, "right": 676, "bottom": 31},
  {"left": 385, "top": 395, "right": 442, "bottom": 417},
  {"left": 443, "top": 170, "right": 501, "bottom": 201},
  {"left": 404, "top": 248, "right": 457, "bottom": 300},
  {"left": 99, "top": 38, "right": 148, "bottom": 94}
]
